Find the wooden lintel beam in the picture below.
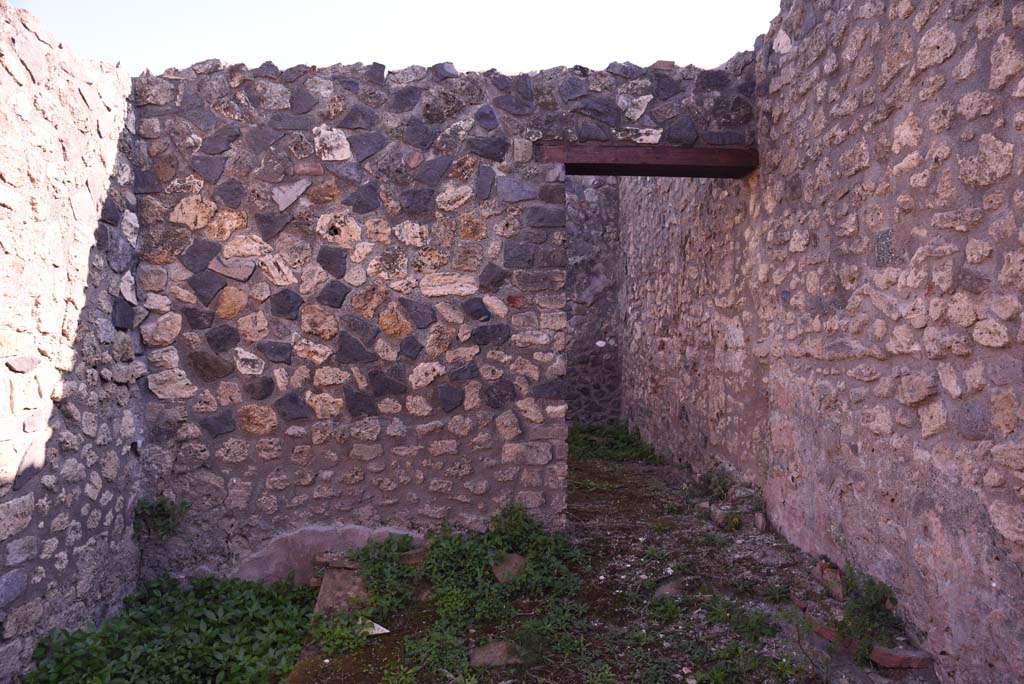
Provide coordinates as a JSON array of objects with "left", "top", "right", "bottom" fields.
[{"left": 534, "top": 144, "right": 759, "bottom": 178}]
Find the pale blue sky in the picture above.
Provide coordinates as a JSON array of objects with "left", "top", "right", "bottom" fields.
[{"left": 15, "top": 0, "right": 780, "bottom": 76}]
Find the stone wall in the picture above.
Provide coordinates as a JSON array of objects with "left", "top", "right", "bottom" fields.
[
  {"left": 620, "top": 1, "right": 1024, "bottom": 682},
  {"left": 128, "top": 57, "right": 756, "bottom": 579},
  {"left": 565, "top": 175, "right": 623, "bottom": 425},
  {"left": 0, "top": 2, "right": 139, "bottom": 681}
]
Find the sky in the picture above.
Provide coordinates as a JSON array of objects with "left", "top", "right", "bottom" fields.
[{"left": 14, "top": 0, "right": 781, "bottom": 77}]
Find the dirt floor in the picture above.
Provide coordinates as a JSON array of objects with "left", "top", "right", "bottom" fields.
[{"left": 286, "top": 458, "right": 940, "bottom": 684}]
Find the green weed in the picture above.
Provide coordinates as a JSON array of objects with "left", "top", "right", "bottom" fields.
[
  {"left": 762, "top": 584, "right": 790, "bottom": 603},
  {"left": 648, "top": 596, "right": 682, "bottom": 623},
  {"left": 573, "top": 479, "right": 623, "bottom": 492},
  {"left": 27, "top": 577, "right": 314, "bottom": 684},
  {"left": 568, "top": 423, "right": 659, "bottom": 463},
  {"left": 351, "top": 534, "right": 419, "bottom": 620},
  {"left": 694, "top": 469, "right": 734, "bottom": 502},
  {"left": 381, "top": 660, "right": 420, "bottom": 684},
  {"left": 835, "top": 568, "right": 902, "bottom": 660},
  {"left": 722, "top": 511, "right": 741, "bottom": 532},
  {"left": 308, "top": 610, "right": 369, "bottom": 655}
]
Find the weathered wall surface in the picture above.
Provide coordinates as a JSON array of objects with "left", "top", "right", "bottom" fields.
[
  {"left": 128, "top": 57, "right": 755, "bottom": 579},
  {"left": 0, "top": 2, "right": 140, "bottom": 681},
  {"left": 565, "top": 175, "right": 623, "bottom": 425},
  {"left": 620, "top": 176, "right": 770, "bottom": 480},
  {"left": 621, "top": 1, "right": 1024, "bottom": 682}
]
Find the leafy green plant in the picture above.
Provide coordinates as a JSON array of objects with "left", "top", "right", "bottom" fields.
[
  {"left": 731, "top": 607, "right": 777, "bottom": 642},
  {"left": 694, "top": 470, "right": 734, "bottom": 502},
  {"left": 515, "top": 599, "right": 587, "bottom": 656},
  {"left": 761, "top": 583, "right": 790, "bottom": 603},
  {"left": 722, "top": 511, "right": 741, "bottom": 532},
  {"left": 351, "top": 533, "right": 420, "bottom": 620},
  {"left": 700, "top": 531, "right": 730, "bottom": 547},
  {"left": 384, "top": 506, "right": 579, "bottom": 678},
  {"left": 663, "top": 502, "right": 685, "bottom": 515},
  {"left": 27, "top": 577, "right": 315, "bottom": 684},
  {"left": 585, "top": 661, "right": 617, "bottom": 684},
  {"left": 381, "top": 659, "right": 420, "bottom": 684},
  {"left": 648, "top": 596, "right": 682, "bottom": 623},
  {"left": 834, "top": 568, "right": 901, "bottom": 660},
  {"left": 573, "top": 479, "right": 623, "bottom": 492},
  {"left": 704, "top": 597, "right": 777, "bottom": 643},
  {"left": 643, "top": 546, "right": 670, "bottom": 562},
  {"left": 697, "top": 641, "right": 765, "bottom": 684},
  {"left": 308, "top": 610, "right": 369, "bottom": 655},
  {"left": 404, "top": 627, "right": 470, "bottom": 678},
  {"left": 568, "top": 423, "right": 659, "bottom": 463},
  {"left": 133, "top": 497, "right": 190, "bottom": 540}
]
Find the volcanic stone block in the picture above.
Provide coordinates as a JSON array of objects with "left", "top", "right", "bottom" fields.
[
  {"left": 414, "top": 156, "right": 453, "bottom": 185},
  {"left": 349, "top": 131, "right": 388, "bottom": 162},
  {"left": 269, "top": 289, "right": 304, "bottom": 320},
  {"left": 399, "top": 336, "right": 423, "bottom": 359},
  {"left": 503, "top": 241, "right": 536, "bottom": 269},
  {"left": 461, "top": 297, "right": 491, "bottom": 321},
  {"left": 214, "top": 179, "right": 246, "bottom": 208},
  {"left": 200, "top": 124, "right": 241, "bottom": 154},
  {"left": 190, "top": 351, "right": 235, "bottom": 382},
  {"left": 478, "top": 262, "right": 508, "bottom": 292},
  {"left": 244, "top": 376, "right": 276, "bottom": 400},
  {"left": 290, "top": 89, "right": 317, "bottom": 114},
  {"left": 183, "top": 307, "right": 215, "bottom": 330},
  {"left": 404, "top": 117, "right": 438, "bottom": 149},
  {"left": 189, "top": 154, "right": 227, "bottom": 182},
  {"left": 448, "top": 362, "right": 480, "bottom": 381},
  {"left": 399, "top": 188, "right": 435, "bottom": 216},
  {"left": 470, "top": 324, "right": 511, "bottom": 346},
  {"left": 493, "top": 94, "right": 534, "bottom": 115},
  {"left": 317, "top": 246, "right": 349, "bottom": 278},
  {"left": 206, "top": 324, "right": 241, "bottom": 353},
  {"left": 256, "top": 340, "right": 292, "bottom": 364},
  {"left": 344, "top": 387, "right": 379, "bottom": 417},
  {"left": 188, "top": 270, "right": 227, "bottom": 306},
  {"left": 467, "top": 136, "right": 509, "bottom": 161},
  {"left": 339, "top": 103, "right": 379, "bottom": 129},
  {"left": 558, "top": 76, "right": 588, "bottom": 101},
  {"left": 246, "top": 127, "right": 284, "bottom": 154},
  {"left": 256, "top": 212, "right": 292, "bottom": 240},
  {"left": 578, "top": 121, "right": 610, "bottom": 142},
  {"left": 390, "top": 86, "right": 422, "bottom": 113},
  {"left": 475, "top": 165, "right": 495, "bottom": 199},
  {"left": 344, "top": 183, "right": 381, "bottom": 213},
  {"left": 573, "top": 95, "right": 621, "bottom": 127},
  {"left": 269, "top": 112, "right": 313, "bottom": 130},
  {"left": 342, "top": 316, "right": 380, "bottom": 345},
  {"left": 198, "top": 409, "right": 236, "bottom": 436},
  {"left": 180, "top": 238, "right": 222, "bottom": 273},
  {"left": 275, "top": 391, "right": 312, "bottom": 421},
  {"left": 335, "top": 331, "right": 378, "bottom": 364},
  {"left": 133, "top": 170, "right": 162, "bottom": 194},
  {"left": 438, "top": 384, "right": 465, "bottom": 413},
  {"left": 111, "top": 297, "right": 135, "bottom": 330},
  {"left": 398, "top": 297, "right": 436, "bottom": 328},
  {"left": 317, "top": 280, "right": 352, "bottom": 308},
  {"left": 368, "top": 368, "right": 408, "bottom": 396},
  {"left": 483, "top": 379, "right": 517, "bottom": 409}
]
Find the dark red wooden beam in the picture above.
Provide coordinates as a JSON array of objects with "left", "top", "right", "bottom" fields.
[{"left": 535, "top": 143, "right": 758, "bottom": 178}]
